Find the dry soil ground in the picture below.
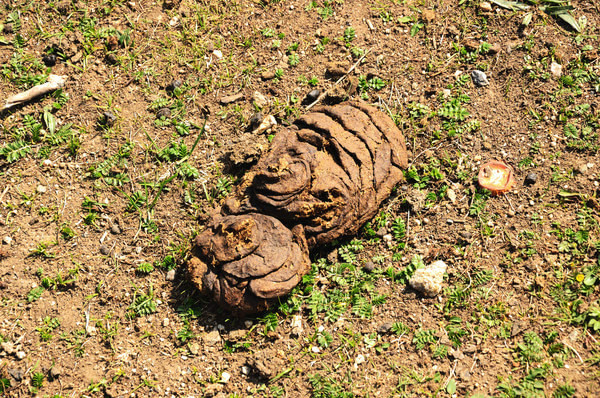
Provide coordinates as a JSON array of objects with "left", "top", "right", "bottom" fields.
[{"left": 1, "top": 0, "right": 600, "bottom": 397}]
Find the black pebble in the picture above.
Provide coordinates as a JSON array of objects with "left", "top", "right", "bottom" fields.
[
  {"left": 524, "top": 172, "right": 538, "bottom": 185},
  {"left": 42, "top": 54, "right": 57, "bottom": 67},
  {"left": 302, "top": 89, "right": 321, "bottom": 105},
  {"left": 157, "top": 107, "right": 172, "bottom": 119},
  {"left": 166, "top": 79, "right": 182, "bottom": 93}
]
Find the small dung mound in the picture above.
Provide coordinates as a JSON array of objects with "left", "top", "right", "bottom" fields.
[{"left": 189, "top": 101, "right": 408, "bottom": 315}]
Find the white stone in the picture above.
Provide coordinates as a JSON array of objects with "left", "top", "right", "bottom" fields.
[
  {"left": 165, "top": 269, "right": 176, "bottom": 281},
  {"left": 253, "top": 115, "right": 277, "bottom": 135},
  {"left": 16, "top": 351, "right": 26, "bottom": 360},
  {"left": 220, "top": 371, "right": 231, "bottom": 383},
  {"left": 252, "top": 91, "right": 268, "bottom": 109},
  {"left": 36, "top": 185, "right": 47, "bottom": 194},
  {"left": 479, "top": 1, "right": 492, "bottom": 11},
  {"left": 203, "top": 330, "right": 222, "bottom": 345},
  {"left": 447, "top": 188, "right": 456, "bottom": 203},
  {"left": 213, "top": 50, "right": 223, "bottom": 59},
  {"left": 2, "top": 236, "right": 12, "bottom": 245},
  {"left": 1, "top": 341, "right": 15, "bottom": 354},
  {"left": 550, "top": 62, "right": 562, "bottom": 78},
  {"left": 290, "top": 314, "right": 303, "bottom": 336},
  {"left": 409, "top": 260, "right": 448, "bottom": 297}
]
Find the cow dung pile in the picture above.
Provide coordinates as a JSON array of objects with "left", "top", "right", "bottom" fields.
[{"left": 189, "top": 101, "right": 408, "bottom": 315}]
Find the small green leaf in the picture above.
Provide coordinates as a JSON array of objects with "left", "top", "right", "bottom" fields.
[
  {"left": 43, "top": 110, "right": 57, "bottom": 135},
  {"left": 490, "top": 0, "right": 529, "bottom": 11},
  {"left": 557, "top": 11, "right": 581, "bottom": 32},
  {"left": 446, "top": 379, "right": 457, "bottom": 394}
]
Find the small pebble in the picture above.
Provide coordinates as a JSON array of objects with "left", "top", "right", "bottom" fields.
[
  {"left": 156, "top": 107, "right": 172, "bottom": 119},
  {"left": 550, "top": 62, "right": 562, "bottom": 78},
  {"left": 110, "top": 224, "right": 121, "bottom": 234},
  {"left": 290, "top": 314, "right": 304, "bottom": 336},
  {"left": 459, "top": 231, "right": 472, "bottom": 241},
  {"left": 163, "top": 318, "right": 170, "bottom": 327},
  {"left": 99, "top": 245, "right": 111, "bottom": 255},
  {"left": 252, "top": 91, "right": 268, "bottom": 108},
  {"left": 220, "top": 372, "right": 231, "bottom": 383},
  {"left": 3, "top": 236, "right": 12, "bottom": 245},
  {"left": 303, "top": 89, "right": 321, "bottom": 105},
  {"left": 16, "top": 351, "right": 26, "bottom": 360},
  {"left": 49, "top": 366, "right": 62, "bottom": 380},
  {"left": 166, "top": 79, "right": 182, "bottom": 93},
  {"left": 471, "top": 70, "right": 489, "bottom": 87},
  {"left": 100, "top": 111, "right": 116, "bottom": 127},
  {"left": 479, "top": 1, "right": 493, "bottom": 12},
  {"left": 377, "top": 322, "right": 394, "bottom": 334},
  {"left": 260, "top": 71, "right": 276, "bottom": 80},
  {"left": 363, "top": 261, "right": 376, "bottom": 273},
  {"left": 249, "top": 112, "right": 263, "bottom": 129},
  {"left": 105, "top": 53, "right": 118, "bottom": 65},
  {"left": 36, "top": 185, "right": 47, "bottom": 194},
  {"left": 165, "top": 269, "right": 176, "bottom": 281},
  {"left": 1, "top": 341, "right": 15, "bottom": 354},
  {"left": 8, "top": 368, "right": 23, "bottom": 381},
  {"left": 188, "top": 342, "right": 200, "bottom": 355},
  {"left": 42, "top": 54, "right": 57, "bottom": 67},
  {"left": 409, "top": 260, "right": 448, "bottom": 297},
  {"left": 524, "top": 172, "right": 537, "bottom": 185},
  {"left": 482, "top": 142, "right": 492, "bottom": 150}
]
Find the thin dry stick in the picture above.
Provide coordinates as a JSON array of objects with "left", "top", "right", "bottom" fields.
[
  {"left": 305, "top": 49, "right": 371, "bottom": 111},
  {"left": 0, "top": 185, "right": 9, "bottom": 203}
]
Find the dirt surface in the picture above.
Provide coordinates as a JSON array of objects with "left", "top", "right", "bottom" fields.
[{"left": 1, "top": 0, "right": 600, "bottom": 397}]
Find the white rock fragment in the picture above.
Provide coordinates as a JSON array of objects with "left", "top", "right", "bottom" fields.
[
  {"left": 220, "top": 371, "right": 231, "bottom": 383},
  {"left": 290, "top": 314, "right": 304, "bottom": 337},
  {"left": 16, "top": 351, "right": 26, "bottom": 360},
  {"left": 550, "top": 62, "right": 563, "bottom": 78},
  {"left": 1, "top": 341, "right": 15, "bottom": 355},
  {"left": 354, "top": 354, "right": 366, "bottom": 370},
  {"left": 479, "top": 1, "right": 492, "bottom": 12},
  {"left": 203, "top": 329, "right": 222, "bottom": 346},
  {"left": 446, "top": 188, "right": 456, "bottom": 203},
  {"left": 213, "top": 49, "right": 223, "bottom": 59},
  {"left": 409, "top": 260, "right": 448, "bottom": 297},
  {"left": 165, "top": 269, "right": 176, "bottom": 281},
  {"left": 252, "top": 91, "right": 268, "bottom": 109},
  {"left": 253, "top": 115, "right": 277, "bottom": 135}
]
